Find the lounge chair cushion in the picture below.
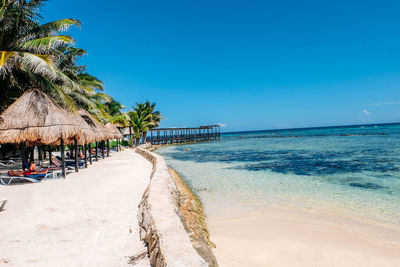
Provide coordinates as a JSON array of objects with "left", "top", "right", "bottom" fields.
[{"left": 25, "top": 173, "right": 47, "bottom": 179}]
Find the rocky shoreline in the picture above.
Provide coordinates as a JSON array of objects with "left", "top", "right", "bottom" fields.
[{"left": 136, "top": 146, "right": 218, "bottom": 267}]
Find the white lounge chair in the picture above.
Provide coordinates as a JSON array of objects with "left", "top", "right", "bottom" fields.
[{"left": 0, "top": 173, "right": 50, "bottom": 186}]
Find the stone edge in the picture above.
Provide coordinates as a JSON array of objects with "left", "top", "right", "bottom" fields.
[{"left": 136, "top": 146, "right": 209, "bottom": 267}]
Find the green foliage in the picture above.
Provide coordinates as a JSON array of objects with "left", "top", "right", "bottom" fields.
[
  {"left": 0, "top": 0, "right": 109, "bottom": 119},
  {"left": 0, "top": 0, "right": 162, "bottom": 136},
  {"left": 126, "top": 101, "right": 162, "bottom": 145}
]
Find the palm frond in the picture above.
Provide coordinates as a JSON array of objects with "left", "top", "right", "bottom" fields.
[
  {"left": 0, "top": 0, "right": 7, "bottom": 22},
  {"left": 69, "top": 91, "right": 97, "bottom": 110},
  {"left": 42, "top": 78, "right": 77, "bottom": 111},
  {"left": 0, "top": 51, "right": 17, "bottom": 75},
  {"left": 21, "top": 35, "right": 75, "bottom": 52},
  {"left": 20, "top": 52, "right": 59, "bottom": 80},
  {"left": 110, "top": 114, "right": 129, "bottom": 127},
  {"left": 78, "top": 73, "right": 104, "bottom": 90},
  {"left": 36, "top": 18, "right": 81, "bottom": 35}
]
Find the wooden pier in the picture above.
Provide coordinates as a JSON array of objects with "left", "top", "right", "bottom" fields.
[{"left": 147, "top": 125, "right": 221, "bottom": 145}]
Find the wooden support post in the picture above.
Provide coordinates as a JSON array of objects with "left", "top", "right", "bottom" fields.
[
  {"left": 49, "top": 147, "right": 52, "bottom": 166},
  {"left": 84, "top": 144, "right": 88, "bottom": 168},
  {"left": 38, "top": 146, "right": 42, "bottom": 163},
  {"left": 21, "top": 142, "right": 27, "bottom": 170},
  {"left": 129, "top": 126, "right": 132, "bottom": 145},
  {"left": 89, "top": 143, "right": 93, "bottom": 165},
  {"left": 107, "top": 140, "right": 110, "bottom": 157},
  {"left": 102, "top": 141, "right": 105, "bottom": 159},
  {"left": 95, "top": 142, "right": 98, "bottom": 161},
  {"left": 61, "top": 139, "right": 66, "bottom": 178},
  {"left": 74, "top": 138, "right": 79, "bottom": 173},
  {"left": 29, "top": 147, "right": 34, "bottom": 162}
]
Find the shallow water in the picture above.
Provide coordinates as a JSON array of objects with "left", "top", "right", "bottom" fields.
[{"left": 156, "top": 123, "right": 400, "bottom": 227}]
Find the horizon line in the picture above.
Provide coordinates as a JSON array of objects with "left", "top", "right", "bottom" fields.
[{"left": 222, "top": 121, "right": 400, "bottom": 135}]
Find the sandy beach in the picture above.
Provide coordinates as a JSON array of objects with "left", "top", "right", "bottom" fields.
[
  {"left": 209, "top": 207, "right": 400, "bottom": 267},
  {"left": 0, "top": 149, "right": 151, "bottom": 267}
]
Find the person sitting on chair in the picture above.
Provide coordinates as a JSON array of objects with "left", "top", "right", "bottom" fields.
[{"left": 23, "top": 161, "right": 48, "bottom": 176}]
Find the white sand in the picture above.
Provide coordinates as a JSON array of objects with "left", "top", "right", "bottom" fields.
[
  {"left": 210, "top": 207, "right": 400, "bottom": 267},
  {"left": 0, "top": 149, "right": 151, "bottom": 267}
]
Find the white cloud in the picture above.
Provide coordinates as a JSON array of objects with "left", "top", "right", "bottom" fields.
[
  {"left": 362, "top": 109, "right": 370, "bottom": 116},
  {"left": 218, "top": 122, "right": 226, "bottom": 127}
]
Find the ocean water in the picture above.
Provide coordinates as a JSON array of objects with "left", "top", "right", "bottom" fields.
[{"left": 156, "top": 123, "right": 400, "bottom": 227}]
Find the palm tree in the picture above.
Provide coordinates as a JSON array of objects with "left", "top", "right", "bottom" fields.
[
  {"left": 132, "top": 101, "right": 162, "bottom": 142},
  {"left": 0, "top": 0, "right": 110, "bottom": 117},
  {"left": 105, "top": 98, "right": 129, "bottom": 133},
  {"left": 0, "top": 0, "right": 82, "bottom": 112},
  {"left": 128, "top": 111, "right": 152, "bottom": 146},
  {"left": 144, "top": 101, "right": 162, "bottom": 129}
]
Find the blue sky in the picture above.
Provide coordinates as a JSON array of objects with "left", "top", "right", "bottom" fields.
[{"left": 43, "top": 0, "right": 400, "bottom": 132}]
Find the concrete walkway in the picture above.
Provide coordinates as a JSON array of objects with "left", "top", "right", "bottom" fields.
[{"left": 0, "top": 149, "right": 151, "bottom": 267}]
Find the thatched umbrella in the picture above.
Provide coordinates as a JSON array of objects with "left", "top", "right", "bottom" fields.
[
  {"left": 105, "top": 123, "right": 123, "bottom": 139},
  {"left": 0, "top": 89, "right": 80, "bottom": 145},
  {"left": 78, "top": 110, "right": 106, "bottom": 142},
  {"left": 0, "top": 89, "right": 81, "bottom": 177},
  {"left": 104, "top": 123, "right": 123, "bottom": 154},
  {"left": 77, "top": 110, "right": 106, "bottom": 161}
]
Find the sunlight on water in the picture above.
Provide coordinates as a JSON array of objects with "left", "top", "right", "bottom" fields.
[{"left": 156, "top": 124, "right": 400, "bottom": 227}]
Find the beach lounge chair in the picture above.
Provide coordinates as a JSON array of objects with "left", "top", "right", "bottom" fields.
[
  {"left": 56, "top": 156, "right": 85, "bottom": 166},
  {"left": 0, "top": 160, "right": 17, "bottom": 167},
  {"left": 0, "top": 172, "right": 50, "bottom": 186}
]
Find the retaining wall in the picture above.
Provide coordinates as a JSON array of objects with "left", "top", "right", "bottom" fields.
[{"left": 136, "top": 147, "right": 211, "bottom": 267}]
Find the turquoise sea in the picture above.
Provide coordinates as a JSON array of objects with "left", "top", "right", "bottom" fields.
[{"left": 156, "top": 123, "right": 400, "bottom": 227}]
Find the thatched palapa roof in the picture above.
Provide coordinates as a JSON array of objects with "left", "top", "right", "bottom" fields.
[
  {"left": 0, "top": 89, "right": 81, "bottom": 145},
  {"left": 78, "top": 110, "right": 108, "bottom": 142},
  {"left": 73, "top": 110, "right": 96, "bottom": 145},
  {"left": 122, "top": 127, "right": 131, "bottom": 136},
  {"left": 105, "top": 123, "right": 123, "bottom": 139}
]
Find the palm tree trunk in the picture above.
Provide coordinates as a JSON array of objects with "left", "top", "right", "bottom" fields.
[{"left": 143, "top": 131, "right": 148, "bottom": 143}]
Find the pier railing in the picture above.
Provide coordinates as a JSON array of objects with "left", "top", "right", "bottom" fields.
[{"left": 146, "top": 125, "right": 221, "bottom": 145}]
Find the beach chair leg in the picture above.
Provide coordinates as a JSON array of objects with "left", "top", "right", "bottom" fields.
[
  {"left": 1, "top": 177, "right": 14, "bottom": 185},
  {"left": 0, "top": 199, "right": 7, "bottom": 211},
  {"left": 44, "top": 173, "right": 50, "bottom": 181}
]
